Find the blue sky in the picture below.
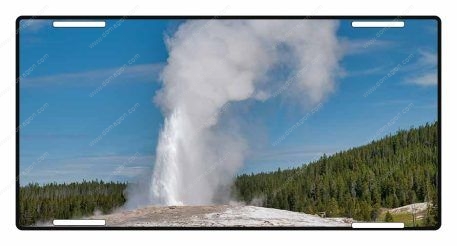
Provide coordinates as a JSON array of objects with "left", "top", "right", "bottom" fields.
[{"left": 19, "top": 19, "right": 438, "bottom": 184}]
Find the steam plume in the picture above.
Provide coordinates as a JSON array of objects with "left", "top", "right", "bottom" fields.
[{"left": 150, "top": 20, "right": 342, "bottom": 205}]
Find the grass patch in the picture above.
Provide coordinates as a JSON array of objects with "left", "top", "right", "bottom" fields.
[{"left": 378, "top": 210, "right": 425, "bottom": 227}]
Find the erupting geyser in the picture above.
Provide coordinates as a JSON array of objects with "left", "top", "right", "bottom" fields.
[{"left": 149, "top": 20, "right": 342, "bottom": 205}]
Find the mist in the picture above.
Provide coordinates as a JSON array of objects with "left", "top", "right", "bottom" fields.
[{"left": 131, "top": 20, "right": 343, "bottom": 206}]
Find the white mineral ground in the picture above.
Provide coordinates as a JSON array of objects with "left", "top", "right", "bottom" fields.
[{"left": 89, "top": 205, "right": 352, "bottom": 227}]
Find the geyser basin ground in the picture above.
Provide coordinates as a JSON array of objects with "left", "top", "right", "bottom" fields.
[{"left": 91, "top": 205, "right": 352, "bottom": 227}]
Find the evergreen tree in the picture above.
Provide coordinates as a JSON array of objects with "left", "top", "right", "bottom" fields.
[{"left": 385, "top": 211, "right": 394, "bottom": 222}]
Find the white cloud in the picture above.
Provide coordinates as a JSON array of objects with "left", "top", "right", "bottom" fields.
[
  {"left": 20, "top": 154, "right": 155, "bottom": 184},
  {"left": 21, "top": 63, "right": 163, "bottom": 87},
  {"left": 345, "top": 65, "right": 393, "bottom": 77},
  {"left": 20, "top": 19, "right": 50, "bottom": 33},
  {"left": 341, "top": 38, "right": 394, "bottom": 55},
  {"left": 404, "top": 50, "right": 437, "bottom": 86},
  {"left": 406, "top": 72, "right": 437, "bottom": 86}
]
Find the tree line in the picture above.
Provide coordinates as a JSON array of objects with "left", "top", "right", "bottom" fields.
[
  {"left": 232, "top": 122, "right": 439, "bottom": 226},
  {"left": 19, "top": 180, "right": 127, "bottom": 226}
]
